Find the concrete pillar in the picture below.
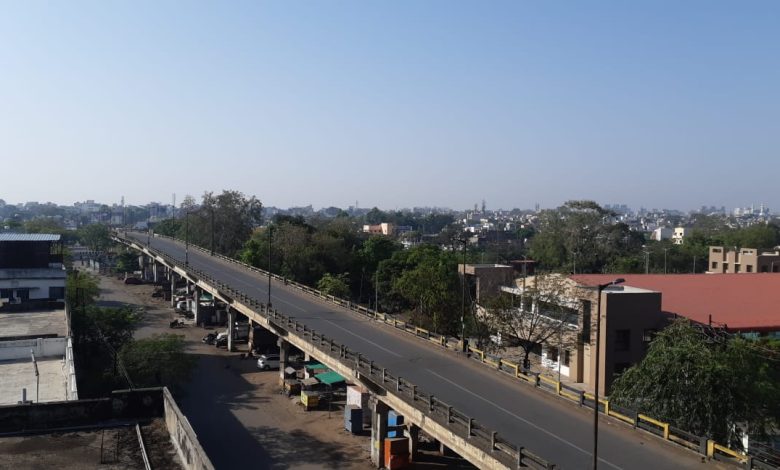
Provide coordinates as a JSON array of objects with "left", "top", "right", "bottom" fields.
[
  {"left": 304, "top": 352, "right": 311, "bottom": 361},
  {"left": 278, "top": 338, "right": 289, "bottom": 385},
  {"left": 370, "top": 397, "right": 389, "bottom": 468},
  {"left": 192, "top": 286, "right": 202, "bottom": 325},
  {"left": 152, "top": 262, "right": 159, "bottom": 283},
  {"left": 407, "top": 424, "right": 419, "bottom": 461},
  {"left": 170, "top": 273, "right": 177, "bottom": 307},
  {"left": 227, "top": 309, "right": 235, "bottom": 352}
]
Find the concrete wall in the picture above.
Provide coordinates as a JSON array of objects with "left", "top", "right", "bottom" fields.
[
  {"left": 163, "top": 387, "right": 215, "bottom": 470},
  {"left": 65, "top": 337, "right": 78, "bottom": 400},
  {"left": 0, "top": 388, "right": 163, "bottom": 433},
  {"left": 0, "top": 337, "right": 67, "bottom": 361}
]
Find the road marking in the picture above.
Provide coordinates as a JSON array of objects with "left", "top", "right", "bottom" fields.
[
  {"left": 323, "top": 319, "right": 402, "bottom": 358},
  {"left": 425, "top": 369, "right": 624, "bottom": 470}
]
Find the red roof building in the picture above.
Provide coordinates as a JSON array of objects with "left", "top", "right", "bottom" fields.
[{"left": 570, "top": 273, "right": 780, "bottom": 333}]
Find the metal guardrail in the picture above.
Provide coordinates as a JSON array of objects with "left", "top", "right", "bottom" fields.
[
  {"left": 116, "top": 233, "right": 555, "bottom": 470},
  {"left": 123, "top": 232, "right": 778, "bottom": 470}
]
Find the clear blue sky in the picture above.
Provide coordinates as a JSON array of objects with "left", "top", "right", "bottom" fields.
[{"left": 1, "top": 1, "right": 778, "bottom": 211}]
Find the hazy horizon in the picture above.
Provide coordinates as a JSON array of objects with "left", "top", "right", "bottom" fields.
[{"left": 2, "top": 2, "right": 778, "bottom": 211}]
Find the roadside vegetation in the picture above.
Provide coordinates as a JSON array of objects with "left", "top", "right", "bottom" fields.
[
  {"left": 67, "top": 271, "right": 194, "bottom": 397},
  {"left": 609, "top": 319, "right": 780, "bottom": 447}
]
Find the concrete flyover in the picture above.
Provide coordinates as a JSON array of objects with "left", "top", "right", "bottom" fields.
[{"left": 116, "top": 231, "right": 713, "bottom": 470}]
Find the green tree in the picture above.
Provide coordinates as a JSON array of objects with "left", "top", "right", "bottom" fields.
[
  {"left": 610, "top": 320, "right": 780, "bottom": 446},
  {"left": 153, "top": 218, "right": 181, "bottom": 237},
  {"left": 79, "top": 223, "right": 112, "bottom": 252},
  {"left": 115, "top": 251, "right": 139, "bottom": 273},
  {"left": 391, "top": 245, "right": 460, "bottom": 334},
  {"left": 66, "top": 271, "right": 101, "bottom": 308},
  {"left": 120, "top": 334, "right": 195, "bottom": 390},
  {"left": 317, "top": 273, "right": 350, "bottom": 298}
]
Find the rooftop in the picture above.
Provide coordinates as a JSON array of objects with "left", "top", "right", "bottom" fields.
[
  {"left": 0, "top": 357, "right": 67, "bottom": 405},
  {"left": 570, "top": 273, "right": 780, "bottom": 331},
  {"left": 0, "top": 309, "right": 68, "bottom": 339},
  {"left": 0, "top": 233, "right": 61, "bottom": 242}
]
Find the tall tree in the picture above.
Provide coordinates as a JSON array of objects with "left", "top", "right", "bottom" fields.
[{"left": 610, "top": 320, "right": 780, "bottom": 446}]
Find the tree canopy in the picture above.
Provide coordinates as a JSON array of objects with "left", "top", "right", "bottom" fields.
[{"left": 609, "top": 320, "right": 780, "bottom": 446}]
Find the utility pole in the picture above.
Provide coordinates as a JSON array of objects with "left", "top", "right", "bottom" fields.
[
  {"left": 663, "top": 248, "right": 669, "bottom": 274},
  {"left": 185, "top": 209, "right": 189, "bottom": 265},
  {"left": 31, "top": 350, "right": 39, "bottom": 403},
  {"left": 460, "top": 236, "right": 467, "bottom": 352},
  {"left": 375, "top": 269, "right": 379, "bottom": 313},
  {"left": 210, "top": 207, "right": 215, "bottom": 256},
  {"left": 267, "top": 226, "right": 272, "bottom": 308}
]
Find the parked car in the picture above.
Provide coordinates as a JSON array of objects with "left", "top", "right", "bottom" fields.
[{"left": 257, "top": 354, "right": 281, "bottom": 371}]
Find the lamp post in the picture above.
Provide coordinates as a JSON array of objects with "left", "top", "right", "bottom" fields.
[
  {"left": 185, "top": 209, "right": 189, "bottom": 266},
  {"left": 663, "top": 248, "right": 669, "bottom": 274},
  {"left": 592, "top": 278, "right": 625, "bottom": 469},
  {"left": 459, "top": 236, "right": 468, "bottom": 352},
  {"left": 642, "top": 246, "right": 650, "bottom": 274},
  {"left": 210, "top": 207, "right": 215, "bottom": 256},
  {"left": 267, "top": 226, "right": 273, "bottom": 308}
]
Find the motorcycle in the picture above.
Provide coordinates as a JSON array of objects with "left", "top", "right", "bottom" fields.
[
  {"left": 169, "top": 319, "right": 185, "bottom": 328},
  {"left": 202, "top": 332, "right": 217, "bottom": 344}
]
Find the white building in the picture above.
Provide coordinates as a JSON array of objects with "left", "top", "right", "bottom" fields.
[
  {"left": 672, "top": 227, "right": 689, "bottom": 245},
  {"left": 0, "top": 234, "right": 65, "bottom": 305},
  {"left": 650, "top": 227, "right": 673, "bottom": 241}
]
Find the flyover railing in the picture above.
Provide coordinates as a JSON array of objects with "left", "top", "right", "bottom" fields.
[
  {"left": 116, "top": 232, "right": 555, "bottom": 470},
  {"left": 124, "top": 232, "right": 778, "bottom": 470}
]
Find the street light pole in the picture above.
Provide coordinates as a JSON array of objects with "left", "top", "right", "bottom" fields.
[
  {"left": 460, "top": 236, "right": 467, "bottom": 352},
  {"left": 267, "top": 226, "right": 273, "bottom": 308},
  {"left": 185, "top": 209, "right": 189, "bottom": 266},
  {"left": 663, "top": 248, "right": 669, "bottom": 274},
  {"left": 210, "top": 207, "right": 215, "bottom": 256},
  {"left": 593, "top": 278, "right": 625, "bottom": 470},
  {"left": 375, "top": 269, "right": 379, "bottom": 313}
]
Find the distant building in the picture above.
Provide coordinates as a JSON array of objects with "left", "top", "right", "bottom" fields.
[
  {"left": 708, "top": 246, "right": 780, "bottom": 273},
  {"left": 650, "top": 227, "right": 673, "bottom": 241},
  {"left": 363, "top": 223, "right": 395, "bottom": 236},
  {"left": 672, "top": 227, "right": 689, "bottom": 245}
]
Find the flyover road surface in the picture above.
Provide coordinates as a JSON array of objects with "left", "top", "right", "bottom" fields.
[{"left": 128, "top": 232, "right": 714, "bottom": 470}]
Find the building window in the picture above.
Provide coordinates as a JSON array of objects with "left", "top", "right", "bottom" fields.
[
  {"left": 0, "top": 289, "right": 12, "bottom": 300},
  {"left": 735, "top": 265, "right": 741, "bottom": 273},
  {"left": 16, "top": 289, "right": 30, "bottom": 301},
  {"left": 723, "top": 263, "right": 729, "bottom": 271},
  {"left": 713, "top": 248, "right": 722, "bottom": 253},
  {"left": 548, "top": 346, "right": 559, "bottom": 362},
  {"left": 711, "top": 261, "right": 718, "bottom": 269},
  {"left": 49, "top": 286, "right": 65, "bottom": 299},
  {"left": 615, "top": 329, "right": 631, "bottom": 351},
  {"left": 581, "top": 300, "right": 592, "bottom": 343},
  {"left": 746, "top": 265, "right": 753, "bottom": 273},
  {"left": 563, "top": 350, "right": 571, "bottom": 367}
]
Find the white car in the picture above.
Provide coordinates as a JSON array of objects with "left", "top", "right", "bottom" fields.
[{"left": 257, "top": 354, "right": 281, "bottom": 371}]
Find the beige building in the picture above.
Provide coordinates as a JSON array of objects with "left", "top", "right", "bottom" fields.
[
  {"left": 362, "top": 223, "right": 395, "bottom": 236},
  {"left": 466, "top": 266, "right": 666, "bottom": 394},
  {"left": 707, "top": 246, "right": 780, "bottom": 273}
]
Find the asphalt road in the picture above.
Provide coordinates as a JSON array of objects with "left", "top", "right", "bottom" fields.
[{"left": 129, "top": 233, "right": 713, "bottom": 470}]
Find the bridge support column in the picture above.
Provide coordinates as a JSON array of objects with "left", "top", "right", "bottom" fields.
[
  {"left": 278, "top": 338, "right": 289, "bottom": 387},
  {"left": 152, "top": 262, "right": 159, "bottom": 283},
  {"left": 192, "top": 286, "right": 202, "bottom": 325},
  {"left": 170, "top": 273, "right": 177, "bottom": 307},
  {"left": 370, "top": 397, "right": 389, "bottom": 468},
  {"left": 227, "top": 309, "right": 235, "bottom": 352},
  {"left": 138, "top": 255, "right": 146, "bottom": 279},
  {"left": 407, "top": 424, "right": 419, "bottom": 462}
]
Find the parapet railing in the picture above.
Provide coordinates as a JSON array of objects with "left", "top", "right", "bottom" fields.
[
  {"left": 116, "top": 232, "right": 555, "bottom": 470},
  {"left": 121, "top": 232, "right": 779, "bottom": 470}
]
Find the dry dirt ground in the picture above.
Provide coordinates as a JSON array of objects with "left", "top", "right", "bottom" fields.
[{"left": 89, "top": 269, "right": 474, "bottom": 469}]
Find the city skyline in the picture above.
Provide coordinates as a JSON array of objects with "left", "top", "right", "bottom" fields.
[{"left": 2, "top": 2, "right": 779, "bottom": 210}]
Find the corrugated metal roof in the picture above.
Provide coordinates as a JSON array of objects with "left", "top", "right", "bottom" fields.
[
  {"left": 0, "top": 233, "right": 61, "bottom": 242},
  {"left": 314, "top": 371, "right": 345, "bottom": 385}
]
